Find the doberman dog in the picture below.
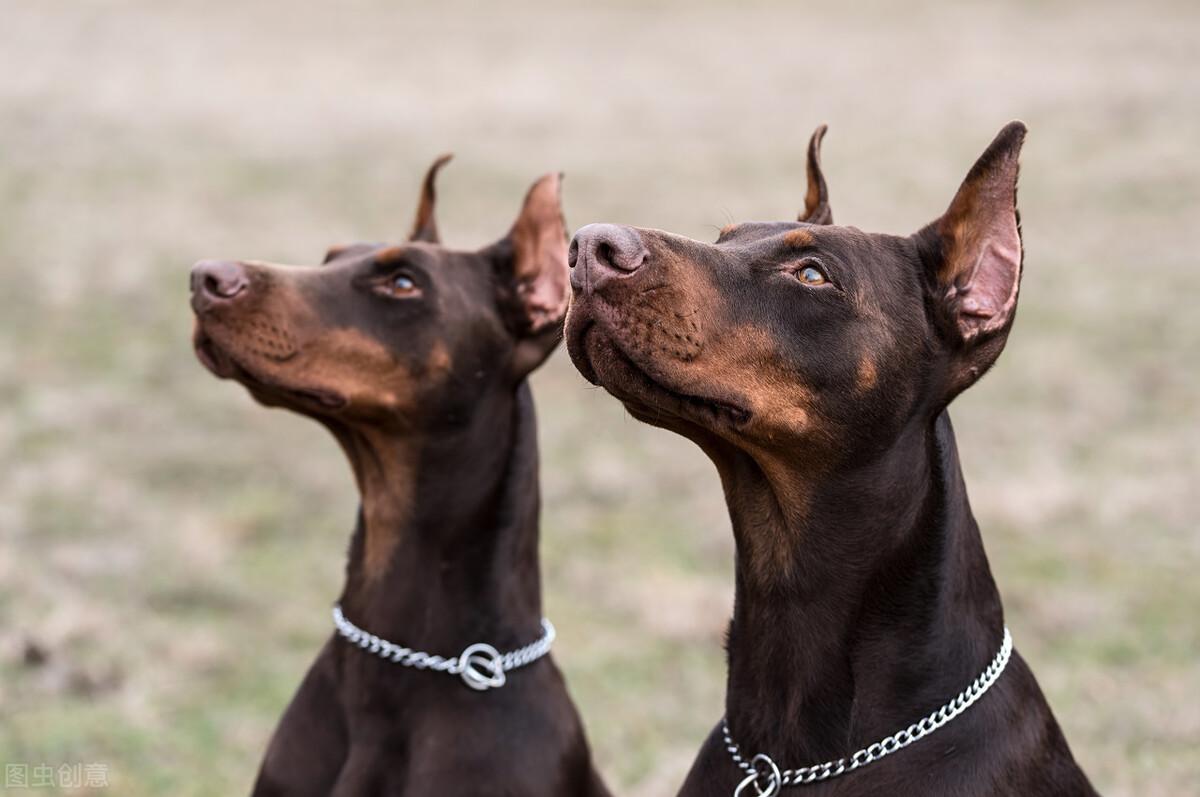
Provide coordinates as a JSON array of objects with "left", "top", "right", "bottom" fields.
[
  {"left": 566, "top": 123, "right": 1098, "bottom": 796},
  {"left": 190, "top": 159, "right": 609, "bottom": 797}
]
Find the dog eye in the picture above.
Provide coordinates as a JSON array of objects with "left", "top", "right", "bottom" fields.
[
  {"left": 378, "top": 273, "right": 421, "bottom": 299},
  {"left": 797, "top": 264, "right": 828, "bottom": 286}
]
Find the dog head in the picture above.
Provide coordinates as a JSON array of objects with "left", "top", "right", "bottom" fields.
[
  {"left": 191, "top": 157, "right": 569, "bottom": 432},
  {"left": 566, "top": 123, "right": 1026, "bottom": 467}
]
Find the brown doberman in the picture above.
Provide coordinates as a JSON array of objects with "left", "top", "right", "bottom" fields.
[
  {"left": 190, "top": 159, "right": 609, "bottom": 797},
  {"left": 566, "top": 124, "right": 1098, "bottom": 796}
]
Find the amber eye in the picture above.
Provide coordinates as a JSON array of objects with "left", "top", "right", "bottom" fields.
[{"left": 797, "top": 264, "right": 828, "bottom": 286}]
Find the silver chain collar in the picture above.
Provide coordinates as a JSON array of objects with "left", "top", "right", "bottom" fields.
[
  {"left": 725, "top": 627, "right": 1013, "bottom": 796},
  {"left": 331, "top": 604, "right": 556, "bottom": 691}
]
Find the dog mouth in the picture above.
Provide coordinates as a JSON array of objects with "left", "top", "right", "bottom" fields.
[
  {"left": 569, "top": 313, "right": 751, "bottom": 430},
  {"left": 193, "top": 326, "right": 347, "bottom": 411}
]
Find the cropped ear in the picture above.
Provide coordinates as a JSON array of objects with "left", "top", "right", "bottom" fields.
[
  {"left": 916, "top": 121, "right": 1027, "bottom": 396},
  {"left": 408, "top": 153, "right": 453, "bottom": 243},
  {"left": 485, "top": 172, "right": 570, "bottom": 376},
  {"left": 798, "top": 125, "right": 833, "bottom": 225}
]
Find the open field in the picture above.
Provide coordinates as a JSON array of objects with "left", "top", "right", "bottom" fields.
[{"left": 1, "top": 1, "right": 1197, "bottom": 794}]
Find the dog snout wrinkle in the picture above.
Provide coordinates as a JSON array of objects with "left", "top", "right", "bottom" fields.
[{"left": 625, "top": 294, "right": 704, "bottom": 364}]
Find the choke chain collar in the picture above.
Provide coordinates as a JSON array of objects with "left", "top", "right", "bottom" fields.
[
  {"left": 725, "top": 626, "right": 1013, "bottom": 795},
  {"left": 331, "top": 604, "right": 555, "bottom": 691}
]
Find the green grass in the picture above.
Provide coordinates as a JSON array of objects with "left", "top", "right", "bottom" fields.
[{"left": 1, "top": 1, "right": 1198, "bottom": 794}]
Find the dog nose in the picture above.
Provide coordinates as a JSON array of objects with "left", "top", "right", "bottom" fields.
[
  {"left": 569, "top": 223, "right": 648, "bottom": 292},
  {"left": 191, "top": 259, "right": 249, "bottom": 309}
]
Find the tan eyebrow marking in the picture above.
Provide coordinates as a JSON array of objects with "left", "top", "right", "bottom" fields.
[
  {"left": 782, "top": 228, "right": 814, "bottom": 248},
  {"left": 373, "top": 245, "right": 407, "bottom": 264}
]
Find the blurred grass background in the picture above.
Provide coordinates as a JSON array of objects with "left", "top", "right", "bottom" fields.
[{"left": 1, "top": 1, "right": 1197, "bottom": 794}]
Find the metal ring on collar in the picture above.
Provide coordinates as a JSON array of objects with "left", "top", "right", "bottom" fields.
[
  {"left": 457, "top": 642, "right": 507, "bottom": 691},
  {"left": 735, "top": 753, "right": 782, "bottom": 797}
]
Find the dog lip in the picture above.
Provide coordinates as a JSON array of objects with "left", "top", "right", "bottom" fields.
[
  {"left": 235, "top": 361, "right": 349, "bottom": 410},
  {"left": 193, "top": 326, "right": 348, "bottom": 411},
  {"left": 193, "top": 327, "right": 234, "bottom": 378},
  {"left": 568, "top": 316, "right": 600, "bottom": 385},
  {"left": 571, "top": 298, "right": 752, "bottom": 429},
  {"left": 580, "top": 319, "right": 751, "bottom": 429},
  {"left": 195, "top": 340, "right": 221, "bottom": 375},
  {"left": 610, "top": 346, "right": 752, "bottom": 428},
  {"left": 286, "top": 386, "right": 348, "bottom": 409}
]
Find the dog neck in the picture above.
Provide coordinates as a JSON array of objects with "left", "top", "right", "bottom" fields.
[
  {"left": 714, "top": 411, "right": 1005, "bottom": 766},
  {"left": 326, "top": 381, "right": 544, "bottom": 659}
]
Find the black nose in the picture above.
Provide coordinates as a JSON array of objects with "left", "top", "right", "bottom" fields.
[
  {"left": 569, "top": 223, "right": 648, "bottom": 293},
  {"left": 191, "top": 259, "right": 249, "bottom": 310}
]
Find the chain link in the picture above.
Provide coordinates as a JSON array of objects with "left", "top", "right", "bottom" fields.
[
  {"left": 724, "top": 627, "right": 1012, "bottom": 791},
  {"left": 331, "top": 605, "right": 555, "bottom": 690}
]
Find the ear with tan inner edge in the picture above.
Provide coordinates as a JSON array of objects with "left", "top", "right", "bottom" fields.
[
  {"left": 927, "top": 121, "right": 1026, "bottom": 343},
  {"left": 915, "top": 121, "right": 1027, "bottom": 400},
  {"left": 798, "top": 124, "right": 833, "bottom": 225},
  {"left": 487, "top": 172, "right": 569, "bottom": 377},
  {"left": 408, "top": 153, "right": 453, "bottom": 243},
  {"left": 508, "top": 172, "right": 569, "bottom": 335}
]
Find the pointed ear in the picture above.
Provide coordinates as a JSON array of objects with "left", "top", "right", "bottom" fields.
[
  {"left": 798, "top": 124, "right": 833, "bottom": 225},
  {"left": 408, "top": 153, "right": 453, "bottom": 243},
  {"left": 487, "top": 172, "right": 570, "bottom": 376},
  {"left": 916, "top": 121, "right": 1027, "bottom": 395}
]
